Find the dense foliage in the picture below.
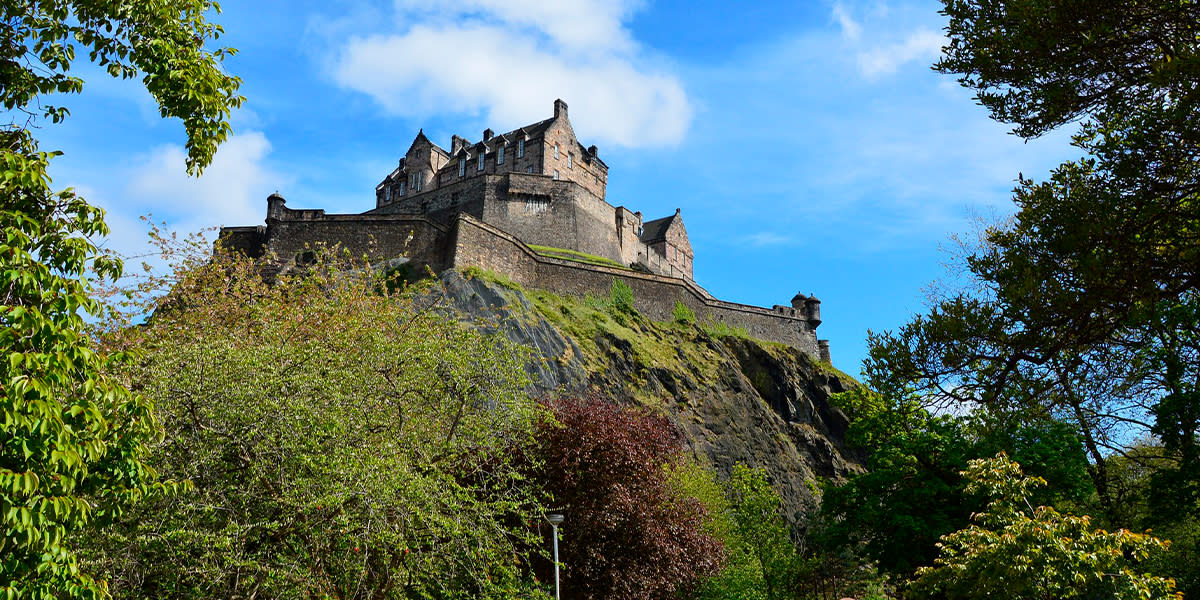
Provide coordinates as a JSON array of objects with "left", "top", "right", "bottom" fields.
[
  {"left": 532, "top": 396, "right": 723, "bottom": 600},
  {"left": 89, "top": 249, "right": 547, "bottom": 599},
  {"left": 820, "top": 385, "right": 1094, "bottom": 579},
  {"left": 912, "top": 455, "right": 1179, "bottom": 600},
  {"left": 1, "top": 1, "right": 241, "bottom": 597},
  {"left": 818, "top": 0, "right": 1200, "bottom": 596}
]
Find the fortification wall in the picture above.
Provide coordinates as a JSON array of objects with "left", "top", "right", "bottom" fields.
[
  {"left": 482, "top": 173, "right": 625, "bottom": 266},
  {"left": 261, "top": 206, "right": 451, "bottom": 273},
  {"left": 449, "top": 214, "right": 823, "bottom": 357}
]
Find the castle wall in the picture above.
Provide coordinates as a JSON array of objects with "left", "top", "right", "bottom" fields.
[
  {"left": 449, "top": 214, "right": 822, "bottom": 356},
  {"left": 372, "top": 175, "right": 490, "bottom": 221},
  {"left": 259, "top": 206, "right": 452, "bottom": 274}
]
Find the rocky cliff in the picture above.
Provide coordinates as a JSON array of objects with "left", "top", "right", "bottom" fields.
[{"left": 423, "top": 269, "right": 863, "bottom": 522}]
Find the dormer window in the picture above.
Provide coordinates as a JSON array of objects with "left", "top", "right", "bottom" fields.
[
  {"left": 385, "top": 187, "right": 392, "bottom": 202},
  {"left": 497, "top": 145, "right": 505, "bottom": 165},
  {"left": 478, "top": 151, "right": 485, "bottom": 171},
  {"left": 459, "top": 158, "right": 466, "bottom": 177},
  {"left": 517, "top": 138, "right": 525, "bottom": 158},
  {"left": 399, "top": 181, "right": 406, "bottom": 196}
]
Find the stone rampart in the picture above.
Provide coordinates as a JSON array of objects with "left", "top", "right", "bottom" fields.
[{"left": 448, "top": 214, "right": 823, "bottom": 356}]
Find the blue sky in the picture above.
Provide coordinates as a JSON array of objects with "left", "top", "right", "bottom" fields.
[{"left": 42, "top": 0, "right": 1079, "bottom": 375}]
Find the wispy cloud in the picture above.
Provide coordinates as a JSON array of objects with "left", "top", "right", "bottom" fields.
[
  {"left": 330, "top": 0, "right": 690, "bottom": 147},
  {"left": 832, "top": 2, "right": 862, "bottom": 40},
  {"left": 744, "top": 232, "right": 796, "bottom": 247},
  {"left": 856, "top": 29, "right": 945, "bottom": 77}
]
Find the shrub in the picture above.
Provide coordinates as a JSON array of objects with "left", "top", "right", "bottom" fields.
[
  {"left": 673, "top": 300, "right": 697, "bottom": 325},
  {"left": 609, "top": 278, "right": 635, "bottom": 314},
  {"left": 531, "top": 395, "right": 724, "bottom": 600}
]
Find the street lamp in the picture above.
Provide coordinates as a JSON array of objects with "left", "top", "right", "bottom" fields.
[{"left": 546, "top": 512, "right": 565, "bottom": 600}]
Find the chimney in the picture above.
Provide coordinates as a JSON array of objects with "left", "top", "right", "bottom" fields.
[
  {"left": 451, "top": 135, "right": 468, "bottom": 154},
  {"left": 483, "top": 128, "right": 494, "bottom": 141},
  {"left": 588, "top": 144, "right": 598, "bottom": 157},
  {"left": 554, "top": 98, "right": 568, "bottom": 119}
]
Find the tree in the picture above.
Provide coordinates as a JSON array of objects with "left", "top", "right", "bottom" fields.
[
  {"left": 531, "top": 396, "right": 724, "bottom": 600},
  {"left": 88, "top": 247, "right": 547, "bottom": 599},
  {"left": 860, "top": 0, "right": 1200, "bottom": 525},
  {"left": 911, "top": 454, "right": 1181, "bottom": 600},
  {"left": 818, "top": 382, "right": 1093, "bottom": 580},
  {"left": 1, "top": 2, "right": 241, "bottom": 597}
]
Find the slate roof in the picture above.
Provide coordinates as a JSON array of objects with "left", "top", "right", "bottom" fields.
[{"left": 640, "top": 212, "right": 679, "bottom": 243}]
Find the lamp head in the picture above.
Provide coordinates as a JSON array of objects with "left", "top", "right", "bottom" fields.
[{"left": 546, "top": 513, "right": 565, "bottom": 526}]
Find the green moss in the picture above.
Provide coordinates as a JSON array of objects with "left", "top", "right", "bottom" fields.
[
  {"left": 527, "top": 244, "right": 632, "bottom": 270},
  {"left": 699, "top": 318, "right": 752, "bottom": 340},
  {"left": 460, "top": 265, "right": 523, "bottom": 291},
  {"left": 526, "top": 287, "right": 725, "bottom": 403}
]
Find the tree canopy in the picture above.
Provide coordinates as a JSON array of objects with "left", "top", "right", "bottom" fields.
[{"left": 2, "top": 1, "right": 241, "bottom": 598}]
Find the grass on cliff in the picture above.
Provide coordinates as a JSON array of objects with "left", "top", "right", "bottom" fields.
[
  {"left": 524, "top": 285, "right": 727, "bottom": 403},
  {"left": 457, "top": 267, "right": 855, "bottom": 404},
  {"left": 527, "top": 244, "right": 632, "bottom": 270}
]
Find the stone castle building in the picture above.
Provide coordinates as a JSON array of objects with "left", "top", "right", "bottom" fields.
[{"left": 220, "top": 100, "right": 830, "bottom": 360}]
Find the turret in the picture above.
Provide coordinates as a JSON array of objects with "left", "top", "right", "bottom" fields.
[
  {"left": 804, "top": 295, "right": 822, "bottom": 328},
  {"left": 267, "top": 192, "right": 286, "bottom": 222}
]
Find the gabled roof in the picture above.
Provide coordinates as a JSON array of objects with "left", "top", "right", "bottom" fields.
[
  {"left": 410, "top": 129, "right": 449, "bottom": 157},
  {"left": 640, "top": 210, "right": 682, "bottom": 243}
]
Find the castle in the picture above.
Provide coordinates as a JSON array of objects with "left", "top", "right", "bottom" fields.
[{"left": 220, "top": 100, "right": 831, "bottom": 361}]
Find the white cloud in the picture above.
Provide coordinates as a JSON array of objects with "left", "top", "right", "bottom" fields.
[
  {"left": 832, "top": 2, "right": 862, "bottom": 40},
  {"left": 392, "top": 0, "right": 643, "bottom": 55},
  {"left": 744, "top": 232, "right": 796, "bottom": 247},
  {"left": 125, "top": 130, "right": 285, "bottom": 229},
  {"left": 856, "top": 28, "right": 945, "bottom": 77},
  {"left": 330, "top": 2, "right": 690, "bottom": 147}
]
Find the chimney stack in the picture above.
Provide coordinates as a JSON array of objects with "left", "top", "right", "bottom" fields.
[
  {"left": 554, "top": 98, "right": 568, "bottom": 119},
  {"left": 483, "top": 128, "right": 494, "bottom": 141}
]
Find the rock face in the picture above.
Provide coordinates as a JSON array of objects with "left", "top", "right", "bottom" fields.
[{"left": 426, "top": 269, "right": 862, "bottom": 523}]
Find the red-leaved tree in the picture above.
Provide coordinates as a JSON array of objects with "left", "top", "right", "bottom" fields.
[{"left": 532, "top": 396, "right": 724, "bottom": 599}]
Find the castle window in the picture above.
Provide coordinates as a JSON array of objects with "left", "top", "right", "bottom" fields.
[
  {"left": 554, "top": 143, "right": 559, "bottom": 159},
  {"left": 385, "top": 186, "right": 392, "bottom": 202},
  {"left": 497, "top": 145, "right": 505, "bottom": 165},
  {"left": 399, "top": 181, "right": 406, "bottom": 196},
  {"left": 517, "top": 138, "right": 524, "bottom": 158},
  {"left": 478, "top": 151, "right": 485, "bottom": 171},
  {"left": 526, "top": 166, "right": 533, "bottom": 173},
  {"left": 567, "top": 153, "right": 572, "bottom": 169},
  {"left": 458, "top": 158, "right": 465, "bottom": 177},
  {"left": 553, "top": 170, "right": 560, "bottom": 180}
]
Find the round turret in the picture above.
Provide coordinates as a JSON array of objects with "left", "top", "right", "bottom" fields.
[
  {"left": 804, "top": 295, "right": 822, "bottom": 328},
  {"left": 791, "top": 292, "right": 809, "bottom": 310}
]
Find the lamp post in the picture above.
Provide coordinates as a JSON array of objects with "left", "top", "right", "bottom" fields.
[{"left": 546, "top": 512, "right": 565, "bottom": 600}]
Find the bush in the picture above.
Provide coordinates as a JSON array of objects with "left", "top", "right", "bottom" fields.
[
  {"left": 609, "top": 278, "right": 635, "bottom": 314},
  {"left": 673, "top": 300, "right": 697, "bottom": 325},
  {"left": 91, "top": 250, "right": 549, "bottom": 599},
  {"left": 531, "top": 395, "right": 724, "bottom": 600}
]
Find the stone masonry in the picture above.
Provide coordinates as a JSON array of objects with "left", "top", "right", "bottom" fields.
[{"left": 218, "top": 100, "right": 831, "bottom": 361}]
